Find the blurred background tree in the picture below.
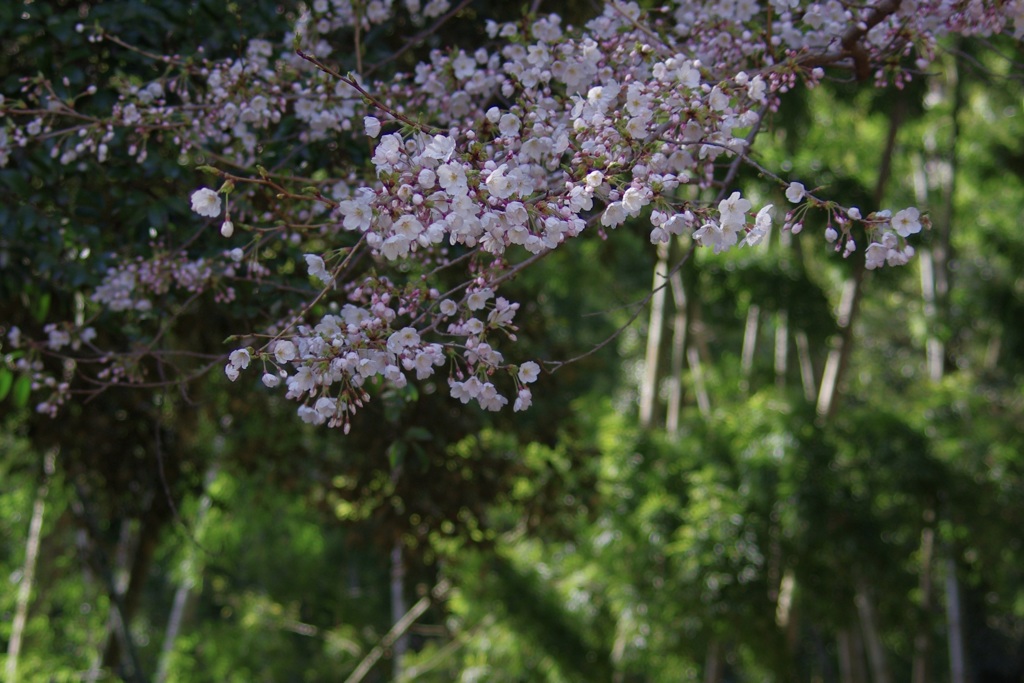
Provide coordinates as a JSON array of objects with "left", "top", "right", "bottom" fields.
[{"left": 2, "top": 1, "right": 1023, "bottom": 682}]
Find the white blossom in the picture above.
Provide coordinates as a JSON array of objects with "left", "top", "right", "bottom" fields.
[
  {"left": 601, "top": 202, "right": 627, "bottom": 228},
  {"left": 274, "top": 340, "right": 297, "bottom": 364},
  {"left": 518, "top": 361, "right": 540, "bottom": 384},
  {"left": 892, "top": 208, "right": 922, "bottom": 237},
  {"left": 514, "top": 388, "right": 533, "bottom": 411},
  {"left": 785, "top": 182, "right": 806, "bottom": 204},
  {"left": 719, "top": 191, "right": 751, "bottom": 227},
  {"left": 229, "top": 348, "right": 251, "bottom": 369},
  {"left": 190, "top": 188, "right": 222, "bottom": 217},
  {"left": 422, "top": 134, "right": 457, "bottom": 162},
  {"left": 466, "top": 288, "right": 493, "bottom": 311},
  {"left": 304, "top": 254, "right": 333, "bottom": 285}
]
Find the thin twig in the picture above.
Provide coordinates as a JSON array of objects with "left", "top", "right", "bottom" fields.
[
  {"left": 364, "top": 0, "right": 475, "bottom": 78},
  {"left": 545, "top": 241, "right": 696, "bottom": 372},
  {"left": 296, "top": 50, "right": 440, "bottom": 135}
]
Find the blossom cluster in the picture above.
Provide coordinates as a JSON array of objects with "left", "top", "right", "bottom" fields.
[
  {"left": 1, "top": 0, "right": 1020, "bottom": 427},
  {"left": 783, "top": 182, "right": 922, "bottom": 267},
  {"left": 2, "top": 326, "right": 78, "bottom": 418},
  {"left": 220, "top": 262, "right": 537, "bottom": 431},
  {"left": 91, "top": 250, "right": 234, "bottom": 313}
]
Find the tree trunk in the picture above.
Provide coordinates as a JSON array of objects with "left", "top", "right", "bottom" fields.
[
  {"left": 98, "top": 517, "right": 137, "bottom": 670},
  {"left": 794, "top": 331, "right": 817, "bottom": 401},
  {"left": 390, "top": 541, "right": 409, "bottom": 678},
  {"left": 911, "top": 517, "right": 935, "bottom": 683},
  {"left": 102, "top": 509, "right": 162, "bottom": 673},
  {"left": 703, "top": 640, "right": 723, "bottom": 683},
  {"left": 918, "top": 47, "right": 964, "bottom": 683},
  {"left": 855, "top": 582, "right": 892, "bottom": 683},
  {"left": 71, "top": 482, "right": 148, "bottom": 683},
  {"left": 945, "top": 553, "right": 967, "bottom": 683},
  {"left": 837, "top": 627, "right": 868, "bottom": 683},
  {"left": 687, "top": 346, "right": 711, "bottom": 417},
  {"left": 665, "top": 267, "right": 688, "bottom": 436},
  {"left": 774, "top": 310, "right": 789, "bottom": 389},
  {"left": 775, "top": 569, "right": 798, "bottom": 648},
  {"left": 815, "top": 267, "right": 865, "bottom": 419},
  {"left": 816, "top": 99, "right": 904, "bottom": 421},
  {"left": 346, "top": 581, "right": 450, "bottom": 683},
  {"left": 155, "top": 463, "right": 220, "bottom": 683},
  {"left": 740, "top": 304, "right": 760, "bottom": 387},
  {"left": 155, "top": 583, "right": 196, "bottom": 683},
  {"left": 5, "top": 450, "right": 56, "bottom": 683},
  {"left": 819, "top": 100, "right": 906, "bottom": 681},
  {"left": 640, "top": 241, "right": 670, "bottom": 427}
]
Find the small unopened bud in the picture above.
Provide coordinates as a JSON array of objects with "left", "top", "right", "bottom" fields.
[{"left": 220, "top": 221, "right": 234, "bottom": 238}]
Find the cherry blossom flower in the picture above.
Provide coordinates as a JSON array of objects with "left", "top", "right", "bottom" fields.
[
  {"left": 190, "top": 188, "right": 222, "bottom": 217},
  {"left": 387, "top": 327, "right": 420, "bottom": 352},
  {"left": 466, "top": 288, "right": 494, "bottom": 311},
  {"left": 785, "top": 182, "right": 806, "bottom": 204},
  {"left": 229, "top": 349, "right": 251, "bottom": 369},
  {"left": 865, "top": 242, "right": 888, "bottom": 270},
  {"left": 304, "top": 254, "right": 333, "bottom": 285},
  {"left": 485, "top": 164, "right": 515, "bottom": 199},
  {"left": 13, "top": 0, "right": 1018, "bottom": 428},
  {"left": 339, "top": 194, "right": 374, "bottom": 232},
  {"left": 518, "top": 361, "right": 540, "bottom": 384},
  {"left": 601, "top": 202, "right": 627, "bottom": 228},
  {"left": 437, "top": 162, "right": 468, "bottom": 194},
  {"left": 719, "top": 192, "right": 752, "bottom": 227},
  {"left": 622, "top": 187, "right": 650, "bottom": 216},
  {"left": 422, "top": 134, "right": 456, "bottom": 162},
  {"left": 743, "top": 205, "right": 773, "bottom": 247},
  {"left": 892, "top": 208, "right": 922, "bottom": 237},
  {"left": 514, "top": 388, "right": 533, "bottom": 412},
  {"left": 274, "top": 340, "right": 297, "bottom": 364}
]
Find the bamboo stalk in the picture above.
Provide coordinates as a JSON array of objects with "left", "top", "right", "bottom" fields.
[
  {"left": 945, "top": 554, "right": 967, "bottom": 683},
  {"left": 665, "top": 269, "right": 688, "bottom": 436},
  {"left": 703, "top": 640, "right": 723, "bottom": 683},
  {"left": 740, "top": 304, "right": 760, "bottom": 384},
  {"left": 5, "top": 449, "right": 56, "bottom": 683},
  {"left": 640, "top": 242, "right": 670, "bottom": 427},
  {"left": 155, "top": 463, "right": 220, "bottom": 683},
  {"left": 345, "top": 581, "right": 450, "bottom": 683},
  {"left": 390, "top": 541, "right": 408, "bottom": 678},
  {"left": 774, "top": 310, "right": 789, "bottom": 389},
  {"left": 911, "top": 517, "right": 935, "bottom": 683},
  {"left": 855, "top": 582, "right": 891, "bottom": 683},
  {"left": 794, "top": 331, "right": 817, "bottom": 401},
  {"left": 687, "top": 345, "right": 711, "bottom": 417},
  {"left": 71, "top": 482, "right": 148, "bottom": 683},
  {"left": 820, "top": 98, "right": 906, "bottom": 681}
]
